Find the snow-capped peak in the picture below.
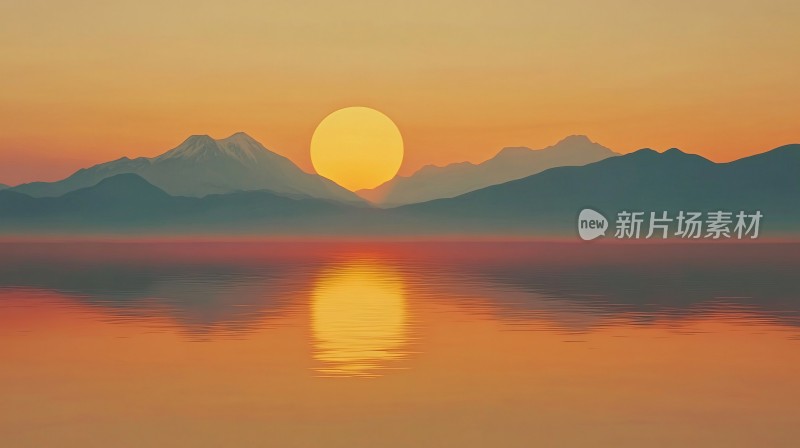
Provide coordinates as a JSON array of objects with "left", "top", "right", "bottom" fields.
[
  {"left": 155, "top": 133, "right": 265, "bottom": 164},
  {"left": 216, "top": 132, "right": 264, "bottom": 163}
]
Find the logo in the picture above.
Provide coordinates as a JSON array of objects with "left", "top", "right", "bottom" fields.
[
  {"left": 577, "top": 208, "right": 763, "bottom": 241},
  {"left": 578, "top": 208, "right": 608, "bottom": 241}
]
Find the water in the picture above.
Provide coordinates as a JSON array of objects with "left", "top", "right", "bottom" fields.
[{"left": 1, "top": 242, "right": 799, "bottom": 447}]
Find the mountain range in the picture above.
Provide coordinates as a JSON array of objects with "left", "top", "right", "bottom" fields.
[
  {"left": 0, "top": 173, "right": 354, "bottom": 234},
  {"left": 358, "top": 135, "right": 616, "bottom": 206},
  {"left": 10, "top": 133, "right": 364, "bottom": 204},
  {"left": 0, "top": 143, "right": 797, "bottom": 237},
  {"left": 390, "top": 144, "right": 800, "bottom": 236}
]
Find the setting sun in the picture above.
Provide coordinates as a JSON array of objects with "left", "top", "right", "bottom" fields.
[{"left": 310, "top": 107, "right": 403, "bottom": 191}]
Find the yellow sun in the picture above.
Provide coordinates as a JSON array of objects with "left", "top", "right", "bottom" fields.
[{"left": 310, "top": 107, "right": 403, "bottom": 191}]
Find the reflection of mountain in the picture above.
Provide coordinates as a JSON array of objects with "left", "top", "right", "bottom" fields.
[
  {"left": 0, "top": 243, "right": 798, "bottom": 336},
  {"left": 358, "top": 135, "right": 616, "bottom": 206},
  {"left": 417, "top": 243, "right": 800, "bottom": 329},
  {"left": 10, "top": 132, "right": 363, "bottom": 204},
  {"left": 0, "top": 245, "right": 322, "bottom": 335}
]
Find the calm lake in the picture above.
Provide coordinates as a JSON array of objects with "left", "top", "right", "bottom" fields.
[{"left": 1, "top": 242, "right": 799, "bottom": 447}]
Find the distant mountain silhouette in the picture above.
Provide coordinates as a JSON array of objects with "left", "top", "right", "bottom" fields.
[
  {"left": 0, "top": 173, "right": 354, "bottom": 233},
  {"left": 358, "top": 135, "right": 617, "bottom": 206},
  {"left": 0, "top": 174, "right": 172, "bottom": 230},
  {"left": 0, "top": 144, "right": 798, "bottom": 237},
  {"left": 390, "top": 144, "right": 800, "bottom": 236},
  {"left": 11, "top": 132, "right": 364, "bottom": 204},
  {"left": 0, "top": 183, "right": 8, "bottom": 191}
]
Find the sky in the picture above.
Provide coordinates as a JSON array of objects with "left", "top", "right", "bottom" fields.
[{"left": 1, "top": 0, "right": 798, "bottom": 186}]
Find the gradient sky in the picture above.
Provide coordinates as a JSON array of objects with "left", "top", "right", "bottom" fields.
[{"left": 1, "top": 0, "right": 798, "bottom": 186}]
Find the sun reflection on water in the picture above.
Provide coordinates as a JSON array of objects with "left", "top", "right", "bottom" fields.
[{"left": 310, "top": 259, "right": 410, "bottom": 377}]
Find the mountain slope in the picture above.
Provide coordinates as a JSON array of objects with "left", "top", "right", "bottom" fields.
[
  {"left": 1, "top": 145, "right": 798, "bottom": 237},
  {"left": 0, "top": 173, "right": 359, "bottom": 233},
  {"left": 11, "top": 133, "right": 364, "bottom": 204},
  {"left": 358, "top": 135, "right": 617, "bottom": 206},
  {"left": 391, "top": 144, "right": 800, "bottom": 236}
]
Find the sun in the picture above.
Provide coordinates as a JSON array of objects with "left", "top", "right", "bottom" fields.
[{"left": 310, "top": 107, "right": 403, "bottom": 191}]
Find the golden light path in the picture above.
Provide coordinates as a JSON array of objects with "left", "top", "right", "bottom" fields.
[
  {"left": 310, "top": 259, "right": 410, "bottom": 377},
  {"left": 310, "top": 107, "right": 404, "bottom": 192}
]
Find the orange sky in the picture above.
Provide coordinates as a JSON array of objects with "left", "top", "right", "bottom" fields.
[{"left": 1, "top": 0, "right": 798, "bottom": 186}]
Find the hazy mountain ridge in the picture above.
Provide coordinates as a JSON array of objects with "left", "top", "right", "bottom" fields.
[
  {"left": 358, "top": 135, "right": 617, "bottom": 206},
  {"left": 391, "top": 144, "right": 800, "bottom": 235},
  {"left": 0, "top": 144, "right": 798, "bottom": 237},
  {"left": 0, "top": 173, "right": 355, "bottom": 233},
  {"left": 10, "top": 133, "right": 364, "bottom": 204}
]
